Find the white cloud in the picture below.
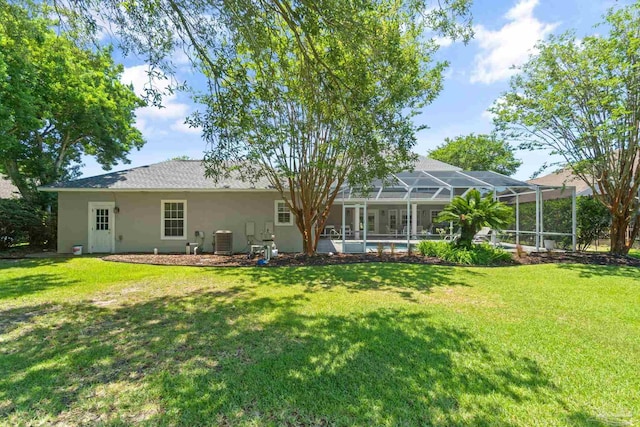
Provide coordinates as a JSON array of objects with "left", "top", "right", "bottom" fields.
[
  {"left": 481, "top": 95, "right": 507, "bottom": 122},
  {"left": 91, "top": 11, "right": 113, "bottom": 42},
  {"left": 121, "top": 65, "right": 192, "bottom": 127},
  {"left": 137, "top": 101, "right": 190, "bottom": 120},
  {"left": 470, "top": 0, "right": 559, "bottom": 84},
  {"left": 434, "top": 36, "right": 454, "bottom": 48},
  {"left": 121, "top": 65, "right": 169, "bottom": 99},
  {"left": 481, "top": 109, "right": 495, "bottom": 122},
  {"left": 170, "top": 120, "right": 202, "bottom": 135},
  {"left": 133, "top": 117, "right": 147, "bottom": 134},
  {"left": 442, "top": 67, "right": 454, "bottom": 80},
  {"left": 171, "top": 48, "right": 191, "bottom": 67}
]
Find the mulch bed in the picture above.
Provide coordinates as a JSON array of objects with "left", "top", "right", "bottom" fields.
[
  {"left": 102, "top": 251, "right": 640, "bottom": 268},
  {"left": 103, "top": 253, "right": 449, "bottom": 267},
  {"left": 516, "top": 251, "right": 640, "bottom": 266}
]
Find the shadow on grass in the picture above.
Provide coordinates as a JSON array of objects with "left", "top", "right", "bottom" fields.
[
  {"left": 213, "top": 263, "right": 482, "bottom": 301},
  {"left": 566, "top": 411, "right": 634, "bottom": 427},
  {"left": 0, "top": 284, "right": 596, "bottom": 426},
  {"left": 555, "top": 263, "right": 640, "bottom": 280},
  {"left": 0, "top": 258, "right": 78, "bottom": 300},
  {"left": 0, "top": 257, "right": 74, "bottom": 267}
]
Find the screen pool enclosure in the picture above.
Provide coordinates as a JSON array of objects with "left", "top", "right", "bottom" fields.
[{"left": 333, "top": 170, "right": 577, "bottom": 253}]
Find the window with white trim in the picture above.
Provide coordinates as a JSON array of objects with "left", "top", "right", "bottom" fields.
[
  {"left": 274, "top": 200, "right": 294, "bottom": 226},
  {"left": 161, "top": 200, "right": 187, "bottom": 239}
]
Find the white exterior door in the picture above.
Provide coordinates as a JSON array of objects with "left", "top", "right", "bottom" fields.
[
  {"left": 89, "top": 202, "right": 115, "bottom": 253},
  {"left": 400, "top": 209, "right": 408, "bottom": 232},
  {"left": 388, "top": 209, "right": 398, "bottom": 232},
  {"left": 358, "top": 209, "right": 379, "bottom": 234}
]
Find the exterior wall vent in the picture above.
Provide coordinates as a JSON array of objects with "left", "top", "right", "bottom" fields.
[{"left": 215, "top": 230, "right": 233, "bottom": 255}]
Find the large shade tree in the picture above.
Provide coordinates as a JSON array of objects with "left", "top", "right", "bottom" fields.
[
  {"left": 492, "top": 3, "right": 640, "bottom": 255},
  {"left": 56, "top": 0, "right": 473, "bottom": 254},
  {"left": 428, "top": 133, "right": 522, "bottom": 175},
  {"left": 0, "top": 1, "right": 144, "bottom": 205}
]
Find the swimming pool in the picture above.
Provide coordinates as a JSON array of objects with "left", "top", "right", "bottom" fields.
[
  {"left": 342, "top": 241, "right": 413, "bottom": 253},
  {"left": 366, "top": 242, "right": 411, "bottom": 252}
]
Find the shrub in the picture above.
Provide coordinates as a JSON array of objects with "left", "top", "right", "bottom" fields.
[
  {"left": 29, "top": 209, "right": 57, "bottom": 248},
  {"left": 417, "top": 240, "right": 513, "bottom": 265},
  {"left": 0, "top": 199, "right": 38, "bottom": 250},
  {"left": 0, "top": 199, "right": 56, "bottom": 250},
  {"left": 576, "top": 196, "right": 610, "bottom": 251},
  {"left": 417, "top": 241, "right": 445, "bottom": 257}
]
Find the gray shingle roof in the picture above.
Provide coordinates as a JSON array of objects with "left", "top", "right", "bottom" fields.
[
  {"left": 42, "top": 161, "right": 273, "bottom": 190},
  {"left": 41, "top": 156, "right": 461, "bottom": 191},
  {"left": 0, "top": 175, "right": 19, "bottom": 198},
  {"left": 528, "top": 168, "right": 593, "bottom": 196}
]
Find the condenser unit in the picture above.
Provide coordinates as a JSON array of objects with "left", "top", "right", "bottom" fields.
[{"left": 214, "top": 230, "right": 233, "bottom": 255}]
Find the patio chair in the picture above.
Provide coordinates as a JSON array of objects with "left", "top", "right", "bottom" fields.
[
  {"left": 386, "top": 225, "right": 398, "bottom": 237},
  {"left": 330, "top": 225, "right": 353, "bottom": 239},
  {"left": 444, "top": 233, "right": 459, "bottom": 243},
  {"left": 328, "top": 228, "right": 341, "bottom": 240},
  {"left": 472, "top": 227, "right": 492, "bottom": 244}
]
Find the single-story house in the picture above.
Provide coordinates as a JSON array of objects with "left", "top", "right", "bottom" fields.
[
  {"left": 40, "top": 156, "right": 577, "bottom": 254},
  {"left": 0, "top": 174, "right": 19, "bottom": 199},
  {"left": 529, "top": 166, "right": 640, "bottom": 245},
  {"left": 528, "top": 168, "right": 593, "bottom": 199}
]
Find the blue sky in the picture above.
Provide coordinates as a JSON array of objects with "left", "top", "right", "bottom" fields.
[{"left": 81, "top": 0, "right": 626, "bottom": 181}]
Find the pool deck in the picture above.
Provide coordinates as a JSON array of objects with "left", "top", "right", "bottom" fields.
[{"left": 317, "top": 238, "right": 550, "bottom": 254}]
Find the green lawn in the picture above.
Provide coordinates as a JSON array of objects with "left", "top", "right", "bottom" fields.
[{"left": 0, "top": 258, "right": 638, "bottom": 426}]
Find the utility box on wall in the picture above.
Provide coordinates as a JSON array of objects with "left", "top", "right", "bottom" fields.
[{"left": 245, "top": 222, "right": 255, "bottom": 237}]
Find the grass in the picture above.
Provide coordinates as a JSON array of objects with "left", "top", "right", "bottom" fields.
[{"left": 0, "top": 258, "right": 638, "bottom": 426}]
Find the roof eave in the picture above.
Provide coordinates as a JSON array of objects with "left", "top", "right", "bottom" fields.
[{"left": 38, "top": 187, "right": 280, "bottom": 193}]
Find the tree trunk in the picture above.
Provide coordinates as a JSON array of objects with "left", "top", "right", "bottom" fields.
[
  {"left": 294, "top": 207, "right": 317, "bottom": 256},
  {"left": 457, "top": 223, "right": 475, "bottom": 248},
  {"left": 292, "top": 199, "right": 337, "bottom": 256},
  {"left": 302, "top": 220, "right": 315, "bottom": 255},
  {"left": 609, "top": 213, "right": 630, "bottom": 255}
]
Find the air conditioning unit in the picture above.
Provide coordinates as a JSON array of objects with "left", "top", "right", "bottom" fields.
[{"left": 215, "top": 230, "right": 233, "bottom": 255}]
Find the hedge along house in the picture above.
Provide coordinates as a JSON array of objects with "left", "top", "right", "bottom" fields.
[{"left": 40, "top": 157, "right": 577, "bottom": 254}]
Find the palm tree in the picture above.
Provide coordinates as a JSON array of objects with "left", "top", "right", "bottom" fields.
[{"left": 436, "top": 189, "right": 512, "bottom": 248}]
